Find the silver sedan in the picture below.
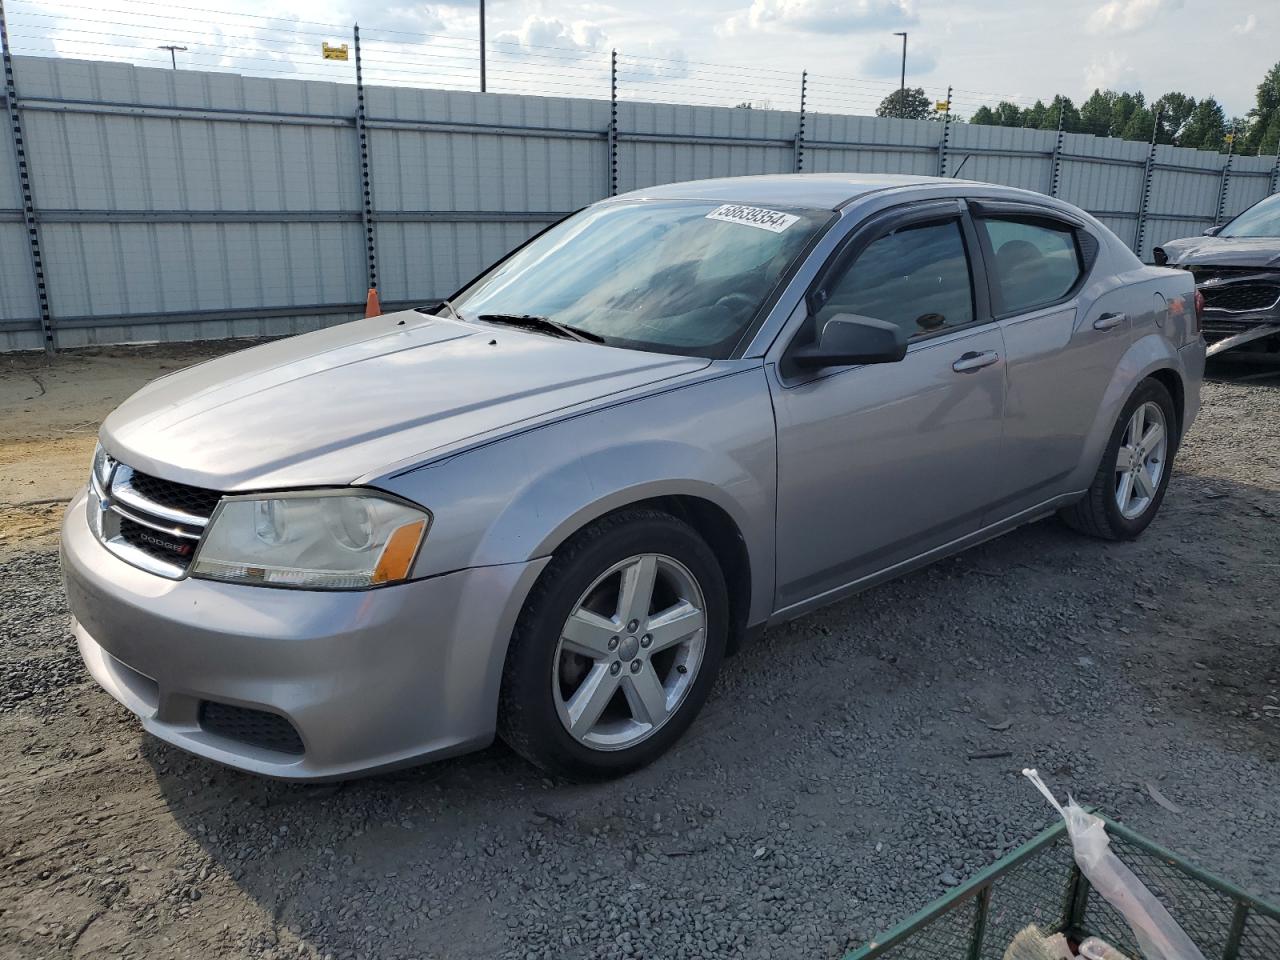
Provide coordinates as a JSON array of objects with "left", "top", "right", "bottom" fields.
[{"left": 61, "top": 174, "right": 1205, "bottom": 780}]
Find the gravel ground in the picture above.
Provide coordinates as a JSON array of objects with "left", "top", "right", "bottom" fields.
[{"left": 1, "top": 358, "right": 1278, "bottom": 960}]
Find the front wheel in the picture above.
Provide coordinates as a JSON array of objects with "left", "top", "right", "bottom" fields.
[
  {"left": 1060, "top": 378, "right": 1178, "bottom": 540},
  {"left": 498, "top": 509, "right": 728, "bottom": 780}
]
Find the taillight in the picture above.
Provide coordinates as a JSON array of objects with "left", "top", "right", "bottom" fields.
[{"left": 1193, "top": 289, "right": 1205, "bottom": 335}]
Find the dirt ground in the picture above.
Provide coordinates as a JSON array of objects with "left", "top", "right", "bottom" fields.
[{"left": 1, "top": 343, "right": 1278, "bottom": 960}]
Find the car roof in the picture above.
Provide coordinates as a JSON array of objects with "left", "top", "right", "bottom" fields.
[{"left": 613, "top": 173, "right": 984, "bottom": 211}]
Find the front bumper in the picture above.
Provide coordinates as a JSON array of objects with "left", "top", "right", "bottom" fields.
[{"left": 60, "top": 488, "right": 548, "bottom": 780}]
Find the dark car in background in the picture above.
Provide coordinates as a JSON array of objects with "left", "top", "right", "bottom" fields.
[{"left": 1155, "top": 193, "right": 1280, "bottom": 357}]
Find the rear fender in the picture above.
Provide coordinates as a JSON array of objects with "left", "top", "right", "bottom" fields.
[{"left": 1068, "top": 332, "right": 1187, "bottom": 490}]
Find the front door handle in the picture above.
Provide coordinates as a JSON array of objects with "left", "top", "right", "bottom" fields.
[
  {"left": 952, "top": 350, "right": 1000, "bottom": 373},
  {"left": 1093, "top": 311, "right": 1126, "bottom": 330}
]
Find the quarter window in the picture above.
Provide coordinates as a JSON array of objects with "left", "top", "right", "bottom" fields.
[
  {"left": 816, "top": 220, "right": 975, "bottom": 338},
  {"left": 980, "top": 218, "right": 1083, "bottom": 315}
]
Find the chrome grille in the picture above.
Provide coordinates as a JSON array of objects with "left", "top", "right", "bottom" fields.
[{"left": 89, "top": 456, "right": 219, "bottom": 578}]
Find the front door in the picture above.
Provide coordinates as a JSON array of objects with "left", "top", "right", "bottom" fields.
[{"left": 768, "top": 205, "right": 1007, "bottom": 614}]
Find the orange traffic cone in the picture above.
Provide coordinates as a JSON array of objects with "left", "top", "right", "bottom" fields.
[{"left": 364, "top": 287, "right": 381, "bottom": 318}]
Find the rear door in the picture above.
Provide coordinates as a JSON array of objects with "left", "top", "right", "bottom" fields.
[{"left": 970, "top": 203, "right": 1133, "bottom": 517}]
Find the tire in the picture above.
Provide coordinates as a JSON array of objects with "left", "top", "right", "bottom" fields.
[
  {"left": 1060, "top": 378, "right": 1178, "bottom": 540},
  {"left": 498, "top": 508, "right": 728, "bottom": 780}
]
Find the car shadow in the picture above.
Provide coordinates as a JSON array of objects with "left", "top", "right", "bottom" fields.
[{"left": 140, "top": 466, "right": 1280, "bottom": 959}]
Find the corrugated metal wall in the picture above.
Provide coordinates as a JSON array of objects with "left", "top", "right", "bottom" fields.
[
  {"left": 1, "top": 63, "right": 41, "bottom": 351},
  {"left": 2, "top": 54, "right": 1278, "bottom": 351}
]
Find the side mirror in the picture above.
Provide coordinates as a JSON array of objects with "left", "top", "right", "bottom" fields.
[
  {"left": 1202, "top": 225, "right": 1223, "bottom": 237},
  {"left": 790, "top": 314, "right": 908, "bottom": 369}
]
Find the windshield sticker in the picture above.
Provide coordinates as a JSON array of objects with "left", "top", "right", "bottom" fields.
[{"left": 705, "top": 204, "right": 800, "bottom": 233}]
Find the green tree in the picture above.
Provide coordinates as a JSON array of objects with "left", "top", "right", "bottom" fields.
[
  {"left": 1256, "top": 111, "right": 1280, "bottom": 157},
  {"left": 1152, "top": 92, "right": 1196, "bottom": 144},
  {"left": 1078, "top": 89, "right": 1115, "bottom": 137},
  {"left": 1180, "top": 97, "right": 1227, "bottom": 150},
  {"left": 1022, "top": 99, "right": 1049, "bottom": 129},
  {"left": 1243, "top": 62, "right": 1280, "bottom": 155},
  {"left": 876, "top": 87, "right": 932, "bottom": 120},
  {"left": 1120, "top": 106, "right": 1157, "bottom": 141},
  {"left": 1038, "top": 94, "right": 1081, "bottom": 132},
  {"left": 1110, "top": 92, "right": 1146, "bottom": 138},
  {"left": 969, "top": 100, "right": 1024, "bottom": 127}
]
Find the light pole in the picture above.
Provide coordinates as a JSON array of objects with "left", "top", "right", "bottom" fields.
[
  {"left": 893, "top": 31, "right": 906, "bottom": 117},
  {"left": 158, "top": 44, "right": 186, "bottom": 69},
  {"left": 478, "top": 0, "right": 486, "bottom": 92}
]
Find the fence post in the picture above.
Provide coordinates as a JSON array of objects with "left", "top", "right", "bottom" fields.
[
  {"left": 1049, "top": 104, "right": 1065, "bottom": 197},
  {"left": 1215, "top": 123, "right": 1235, "bottom": 226},
  {"left": 353, "top": 24, "right": 378, "bottom": 295},
  {"left": 1132, "top": 107, "right": 1161, "bottom": 260},
  {"left": 1, "top": 0, "right": 54, "bottom": 353},
  {"left": 1270, "top": 150, "right": 1280, "bottom": 196},
  {"left": 793, "top": 70, "right": 807, "bottom": 173},
  {"left": 608, "top": 49, "right": 618, "bottom": 197},
  {"left": 936, "top": 85, "right": 952, "bottom": 177}
]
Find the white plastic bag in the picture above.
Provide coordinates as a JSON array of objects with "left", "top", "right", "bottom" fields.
[{"left": 1023, "top": 769, "right": 1206, "bottom": 960}]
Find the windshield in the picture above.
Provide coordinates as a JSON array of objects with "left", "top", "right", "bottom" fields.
[
  {"left": 1220, "top": 193, "right": 1280, "bottom": 238},
  {"left": 451, "top": 199, "right": 831, "bottom": 357}
]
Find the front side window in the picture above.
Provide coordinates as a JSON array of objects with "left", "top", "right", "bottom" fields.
[
  {"left": 816, "top": 219, "right": 975, "bottom": 338},
  {"left": 1219, "top": 193, "right": 1280, "bottom": 238},
  {"left": 980, "top": 217, "right": 1083, "bottom": 314},
  {"left": 452, "top": 200, "right": 831, "bottom": 358}
]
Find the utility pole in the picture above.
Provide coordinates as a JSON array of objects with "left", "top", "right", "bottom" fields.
[
  {"left": 893, "top": 31, "right": 907, "bottom": 117},
  {"left": 158, "top": 44, "right": 186, "bottom": 69},
  {"left": 478, "top": 0, "right": 486, "bottom": 92}
]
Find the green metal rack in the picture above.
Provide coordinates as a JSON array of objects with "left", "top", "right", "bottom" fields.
[{"left": 844, "top": 816, "right": 1280, "bottom": 960}]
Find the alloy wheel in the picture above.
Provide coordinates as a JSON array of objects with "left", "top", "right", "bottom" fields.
[
  {"left": 1115, "top": 400, "right": 1167, "bottom": 520},
  {"left": 552, "top": 553, "right": 707, "bottom": 751}
]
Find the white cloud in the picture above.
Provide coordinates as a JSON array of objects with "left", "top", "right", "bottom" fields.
[
  {"left": 494, "top": 16, "right": 607, "bottom": 54},
  {"left": 721, "top": 0, "right": 916, "bottom": 36},
  {"left": 1084, "top": 51, "right": 1141, "bottom": 91},
  {"left": 1231, "top": 13, "right": 1257, "bottom": 35},
  {"left": 1086, "top": 0, "right": 1183, "bottom": 35}
]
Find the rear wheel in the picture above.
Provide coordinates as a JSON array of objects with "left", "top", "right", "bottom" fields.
[
  {"left": 498, "top": 509, "right": 728, "bottom": 780},
  {"left": 1060, "top": 378, "right": 1178, "bottom": 540}
]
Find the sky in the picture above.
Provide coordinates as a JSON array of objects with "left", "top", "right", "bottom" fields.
[{"left": 4, "top": 0, "right": 1273, "bottom": 119}]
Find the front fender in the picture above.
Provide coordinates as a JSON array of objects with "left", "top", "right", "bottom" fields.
[
  {"left": 377, "top": 366, "right": 778, "bottom": 627},
  {"left": 1069, "top": 332, "right": 1193, "bottom": 491}
]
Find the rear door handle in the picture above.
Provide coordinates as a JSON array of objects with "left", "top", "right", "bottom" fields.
[
  {"left": 1093, "top": 311, "right": 1126, "bottom": 330},
  {"left": 952, "top": 350, "right": 1000, "bottom": 373}
]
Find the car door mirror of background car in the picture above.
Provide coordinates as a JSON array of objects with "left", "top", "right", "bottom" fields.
[
  {"left": 789, "top": 313, "right": 909, "bottom": 369},
  {"left": 1202, "top": 224, "right": 1223, "bottom": 237}
]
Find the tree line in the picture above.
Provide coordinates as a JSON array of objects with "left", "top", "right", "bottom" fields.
[{"left": 875, "top": 61, "right": 1280, "bottom": 156}]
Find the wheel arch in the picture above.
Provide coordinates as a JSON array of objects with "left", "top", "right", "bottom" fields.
[
  {"left": 1073, "top": 334, "right": 1189, "bottom": 488},
  {"left": 1146, "top": 366, "right": 1185, "bottom": 447},
  {"left": 533, "top": 491, "right": 755, "bottom": 655}
]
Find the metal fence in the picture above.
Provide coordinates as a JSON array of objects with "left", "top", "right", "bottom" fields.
[{"left": 2, "top": 9, "right": 1279, "bottom": 351}]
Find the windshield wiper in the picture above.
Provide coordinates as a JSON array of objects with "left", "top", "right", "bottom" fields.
[{"left": 475, "top": 313, "right": 605, "bottom": 344}]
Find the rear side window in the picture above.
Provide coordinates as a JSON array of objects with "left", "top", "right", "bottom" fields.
[
  {"left": 817, "top": 219, "right": 975, "bottom": 338},
  {"left": 980, "top": 218, "right": 1083, "bottom": 315}
]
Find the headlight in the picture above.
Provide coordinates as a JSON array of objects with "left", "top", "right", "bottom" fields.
[{"left": 191, "top": 492, "right": 430, "bottom": 590}]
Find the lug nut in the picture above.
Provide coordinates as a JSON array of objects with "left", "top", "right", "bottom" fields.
[
  {"left": 627, "top": 619, "right": 639, "bottom": 633},
  {"left": 610, "top": 662, "right": 621, "bottom": 676},
  {"left": 641, "top": 634, "right": 652, "bottom": 648},
  {"left": 608, "top": 636, "right": 619, "bottom": 650},
  {"left": 630, "top": 660, "right": 642, "bottom": 673}
]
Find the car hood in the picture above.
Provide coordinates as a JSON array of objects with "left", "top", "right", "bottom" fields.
[
  {"left": 101, "top": 311, "right": 709, "bottom": 491},
  {"left": 1158, "top": 235, "right": 1280, "bottom": 268}
]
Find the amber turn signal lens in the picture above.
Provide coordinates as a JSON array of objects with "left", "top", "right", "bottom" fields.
[{"left": 371, "top": 519, "right": 428, "bottom": 584}]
